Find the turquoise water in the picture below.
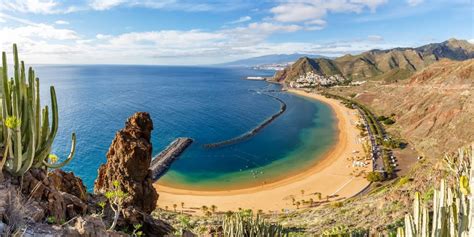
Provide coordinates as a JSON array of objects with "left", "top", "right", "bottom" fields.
[{"left": 33, "top": 65, "right": 337, "bottom": 190}]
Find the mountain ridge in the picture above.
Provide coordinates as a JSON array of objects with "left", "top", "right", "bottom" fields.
[{"left": 274, "top": 39, "right": 474, "bottom": 83}]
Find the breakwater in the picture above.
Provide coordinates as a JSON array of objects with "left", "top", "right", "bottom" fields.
[
  {"left": 151, "top": 137, "right": 193, "bottom": 181},
  {"left": 203, "top": 93, "right": 286, "bottom": 149}
]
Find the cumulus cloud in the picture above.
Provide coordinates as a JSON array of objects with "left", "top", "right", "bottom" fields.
[
  {"left": 230, "top": 16, "right": 252, "bottom": 24},
  {"left": 0, "top": 15, "right": 399, "bottom": 65},
  {"left": 0, "top": 0, "right": 402, "bottom": 64},
  {"left": 0, "top": 0, "right": 80, "bottom": 14},
  {"left": 270, "top": 0, "right": 388, "bottom": 30},
  {"left": 96, "top": 34, "right": 112, "bottom": 40},
  {"left": 89, "top": 0, "right": 127, "bottom": 11},
  {"left": 55, "top": 20, "right": 69, "bottom": 25}
]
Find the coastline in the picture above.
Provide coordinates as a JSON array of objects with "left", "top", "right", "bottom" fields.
[{"left": 154, "top": 89, "right": 371, "bottom": 212}]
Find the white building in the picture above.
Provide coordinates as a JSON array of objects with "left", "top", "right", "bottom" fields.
[{"left": 289, "top": 71, "right": 347, "bottom": 88}]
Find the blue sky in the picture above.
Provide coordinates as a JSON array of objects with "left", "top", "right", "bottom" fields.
[{"left": 0, "top": 0, "right": 472, "bottom": 65}]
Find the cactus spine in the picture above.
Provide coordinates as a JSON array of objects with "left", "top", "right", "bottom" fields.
[{"left": 0, "top": 44, "right": 76, "bottom": 176}]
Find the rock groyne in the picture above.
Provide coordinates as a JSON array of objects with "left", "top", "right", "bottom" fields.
[
  {"left": 203, "top": 93, "right": 286, "bottom": 149},
  {"left": 151, "top": 137, "right": 193, "bottom": 180}
]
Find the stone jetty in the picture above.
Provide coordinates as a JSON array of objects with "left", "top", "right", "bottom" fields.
[
  {"left": 203, "top": 93, "right": 286, "bottom": 149},
  {"left": 150, "top": 137, "right": 193, "bottom": 180}
]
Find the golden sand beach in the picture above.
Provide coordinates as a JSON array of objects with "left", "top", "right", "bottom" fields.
[{"left": 154, "top": 89, "right": 371, "bottom": 213}]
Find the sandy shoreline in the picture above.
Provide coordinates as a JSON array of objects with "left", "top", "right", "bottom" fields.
[{"left": 154, "top": 89, "right": 371, "bottom": 213}]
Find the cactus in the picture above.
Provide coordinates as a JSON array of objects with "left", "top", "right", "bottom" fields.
[
  {"left": 222, "top": 210, "right": 288, "bottom": 237},
  {"left": 0, "top": 44, "right": 76, "bottom": 176},
  {"left": 397, "top": 144, "right": 473, "bottom": 237}
]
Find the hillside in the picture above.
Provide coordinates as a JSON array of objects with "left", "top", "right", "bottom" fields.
[
  {"left": 274, "top": 39, "right": 474, "bottom": 83},
  {"left": 328, "top": 59, "right": 474, "bottom": 158}
]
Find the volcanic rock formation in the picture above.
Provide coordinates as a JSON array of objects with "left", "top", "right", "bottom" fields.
[{"left": 94, "top": 112, "right": 158, "bottom": 214}]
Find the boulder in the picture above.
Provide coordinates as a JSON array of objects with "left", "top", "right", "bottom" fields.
[
  {"left": 49, "top": 169, "right": 88, "bottom": 201},
  {"left": 21, "top": 168, "right": 87, "bottom": 222},
  {"left": 94, "top": 112, "right": 158, "bottom": 214}
]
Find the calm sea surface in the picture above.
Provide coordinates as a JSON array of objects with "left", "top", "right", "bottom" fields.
[{"left": 33, "top": 65, "right": 337, "bottom": 190}]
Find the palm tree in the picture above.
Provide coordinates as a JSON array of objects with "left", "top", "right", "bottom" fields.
[
  {"left": 210, "top": 205, "right": 217, "bottom": 213},
  {"left": 201, "top": 205, "right": 208, "bottom": 213},
  {"left": 300, "top": 189, "right": 305, "bottom": 196},
  {"left": 291, "top": 196, "right": 296, "bottom": 205},
  {"left": 316, "top": 192, "right": 322, "bottom": 200},
  {"left": 309, "top": 198, "right": 314, "bottom": 207},
  {"left": 257, "top": 209, "right": 264, "bottom": 215},
  {"left": 173, "top": 204, "right": 177, "bottom": 212},
  {"left": 295, "top": 201, "right": 301, "bottom": 209},
  {"left": 181, "top": 202, "right": 185, "bottom": 209},
  {"left": 165, "top": 206, "right": 169, "bottom": 211}
]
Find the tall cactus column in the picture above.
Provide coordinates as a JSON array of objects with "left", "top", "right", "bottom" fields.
[{"left": 0, "top": 44, "right": 76, "bottom": 176}]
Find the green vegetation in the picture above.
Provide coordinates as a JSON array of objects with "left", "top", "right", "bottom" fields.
[
  {"left": 366, "top": 171, "right": 386, "bottom": 182},
  {"left": 396, "top": 145, "right": 473, "bottom": 236},
  {"left": 104, "top": 180, "right": 128, "bottom": 230},
  {"left": 397, "top": 176, "right": 410, "bottom": 186},
  {"left": 322, "top": 225, "right": 368, "bottom": 236},
  {"left": 132, "top": 224, "right": 144, "bottom": 237},
  {"left": 0, "top": 44, "right": 76, "bottom": 176},
  {"left": 378, "top": 115, "right": 395, "bottom": 125},
  {"left": 222, "top": 210, "right": 289, "bottom": 236},
  {"left": 322, "top": 92, "right": 396, "bottom": 177}
]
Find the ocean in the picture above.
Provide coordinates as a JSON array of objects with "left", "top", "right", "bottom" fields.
[{"left": 34, "top": 65, "right": 337, "bottom": 190}]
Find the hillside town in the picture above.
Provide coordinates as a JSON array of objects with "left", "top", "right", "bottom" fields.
[{"left": 289, "top": 71, "right": 347, "bottom": 88}]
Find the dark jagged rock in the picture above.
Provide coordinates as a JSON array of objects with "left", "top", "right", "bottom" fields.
[
  {"left": 94, "top": 112, "right": 173, "bottom": 236},
  {"left": 21, "top": 168, "right": 87, "bottom": 222},
  {"left": 94, "top": 112, "right": 158, "bottom": 214},
  {"left": 49, "top": 169, "right": 88, "bottom": 202}
]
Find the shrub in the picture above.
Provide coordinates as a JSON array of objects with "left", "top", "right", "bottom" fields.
[{"left": 366, "top": 171, "right": 386, "bottom": 182}]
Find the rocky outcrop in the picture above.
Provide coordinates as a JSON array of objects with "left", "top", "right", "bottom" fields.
[
  {"left": 94, "top": 112, "right": 158, "bottom": 214},
  {"left": 49, "top": 169, "right": 88, "bottom": 202},
  {"left": 0, "top": 112, "right": 174, "bottom": 236},
  {"left": 94, "top": 112, "right": 173, "bottom": 236},
  {"left": 21, "top": 168, "right": 88, "bottom": 223}
]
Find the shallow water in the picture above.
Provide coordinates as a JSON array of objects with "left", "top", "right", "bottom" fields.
[{"left": 33, "top": 65, "right": 337, "bottom": 190}]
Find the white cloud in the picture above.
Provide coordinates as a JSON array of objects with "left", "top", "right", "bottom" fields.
[
  {"left": 469, "top": 39, "right": 474, "bottom": 44},
  {"left": 407, "top": 0, "right": 424, "bottom": 6},
  {"left": 0, "top": 18, "right": 5, "bottom": 23},
  {"left": 230, "top": 16, "right": 252, "bottom": 24},
  {"left": 0, "top": 24, "right": 78, "bottom": 41},
  {"left": 368, "top": 35, "right": 384, "bottom": 41},
  {"left": 351, "top": 0, "right": 388, "bottom": 12},
  {"left": 269, "top": 0, "right": 388, "bottom": 29},
  {"left": 55, "top": 20, "right": 69, "bottom": 25},
  {"left": 0, "top": 0, "right": 63, "bottom": 14},
  {"left": 89, "top": 0, "right": 127, "bottom": 11},
  {"left": 88, "top": 0, "right": 220, "bottom": 12},
  {"left": 96, "top": 34, "right": 112, "bottom": 40},
  {"left": 0, "top": 0, "right": 84, "bottom": 14}
]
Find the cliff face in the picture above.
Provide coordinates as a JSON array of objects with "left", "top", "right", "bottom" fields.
[
  {"left": 332, "top": 59, "right": 474, "bottom": 158},
  {"left": 276, "top": 39, "right": 474, "bottom": 83},
  {"left": 94, "top": 112, "right": 158, "bottom": 214}
]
